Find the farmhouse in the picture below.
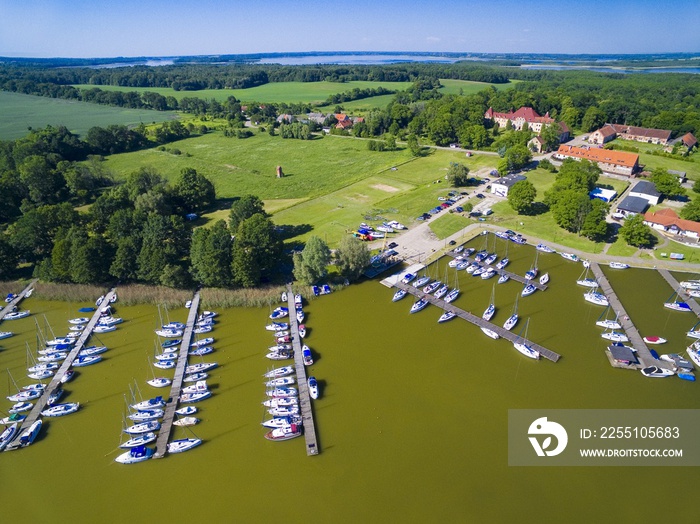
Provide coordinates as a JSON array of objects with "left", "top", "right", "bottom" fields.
[
  {"left": 681, "top": 132, "right": 698, "bottom": 151},
  {"left": 588, "top": 124, "right": 617, "bottom": 145},
  {"left": 616, "top": 196, "right": 649, "bottom": 217},
  {"left": 588, "top": 123, "right": 672, "bottom": 145},
  {"left": 644, "top": 208, "right": 700, "bottom": 241},
  {"left": 629, "top": 180, "right": 661, "bottom": 206},
  {"left": 553, "top": 145, "right": 640, "bottom": 176},
  {"left": 490, "top": 174, "right": 527, "bottom": 197}
]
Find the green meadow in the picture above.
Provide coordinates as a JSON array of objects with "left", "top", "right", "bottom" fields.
[{"left": 0, "top": 91, "right": 177, "bottom": 140}]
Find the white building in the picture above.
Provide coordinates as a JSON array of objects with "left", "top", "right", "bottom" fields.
[{"left": 490, "top": 174, "right": 527, "bottom": 197}]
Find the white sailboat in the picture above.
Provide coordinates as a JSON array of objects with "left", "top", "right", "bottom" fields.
[
  {"left": 503, "top": 293, "right": 519, "bottom": 331},
  {"left": 576, "top": 266, "right": 598, "bottom": 288},
  {"left": 595, "top": 307, "right": 621, "bottom": 330},
  {"left": 513, "top": 318, "right": 540, "bottom": 360},
  {"left": 482, "top": 284, "right": 496, "bottom": 321},
  {"left": 584, "top": 287, "right": 609, "bottom": 306}
]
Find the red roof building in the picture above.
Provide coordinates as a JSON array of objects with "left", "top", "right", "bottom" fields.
[
  {"left": 644, "top": 208, "right": 700, "bottom": 240},
  {"left": 553, "top": 145, "right": 640, "bottom": 176}
]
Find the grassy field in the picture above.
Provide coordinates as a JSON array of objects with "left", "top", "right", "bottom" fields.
[
  {"left": 439, "top": 78, "right": 520, "bottom": 95},
  {"left": 0, "top": 91, "right": 177, "bottom": 140}
]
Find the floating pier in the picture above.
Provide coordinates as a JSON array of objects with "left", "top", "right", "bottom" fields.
[
  {"left": 445, "top": 251, "right": 548, "bottom": 291},
  {"left": 0, "top": 279, "right": 38, "bottom": 323},
  {"left": 656, "top": 268, "right": 700, "bottom": 318},
  {"left": 6, "top": 288, "right": 116, "bottom": 451},
  {"left": 286, "top": 285, "right": 319, "bottom": 456},
  {"left": 154, "top": 291, "right": 201, "bottom": 459},
  {"left": 588, "top": 263, "right": 671, "bottom": 370},
  {"left": 393, "top": 281, "right": 560, "bottom": 362}
]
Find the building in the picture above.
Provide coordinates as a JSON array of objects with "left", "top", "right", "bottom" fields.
[
  {"left": 668, "top": 170, "right": 687, "bottom": 184},
  {"left": 485, "top": 106, "right": 569, "bottom": 148},
  {"left": 643, "top": 208, "right": 700, "bottom": 241},
  {"left": 528, "top": 136, "right": 545, "bottom": 153},
  {"left": 589, "top": 187, "right": 617, "bottom": 203},
  {"left": 306, "top": 112, "right": 327, "bottom": 125},
  {"left": 608, "top": 345, "right": 639, "bottom": 366},
  {"left": 490, "top": 174, "right": 527, "bottom": 197},
  {"left": 681, "top": 132, "right": 698, "bottom": 151},
  {"left": 616, "top": 196, "right": 649, "bottom": 216},
  {"left": 589, "top": 123, "right": 672, "bottom": 145},
  {"left": 629, "top": 180, "right": 661, "bottom": 206},
  {"left": 553, "top": 145, "right": 640, "bottom": 176}
]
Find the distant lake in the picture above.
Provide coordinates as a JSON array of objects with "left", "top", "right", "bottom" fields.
[
  {"left": 520, "top": 65, "right": 700, "bottom": 74},
  {"left": 256, "top": 53, "right": 469, "bottom": 65}
]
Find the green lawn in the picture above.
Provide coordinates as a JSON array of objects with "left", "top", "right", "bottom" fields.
[
  {"left": 606, "top": 138, "right": 700, "bottom": 180},
  {"left": 0, "top": 91, "right": 177, "bottom": 140},
  {"left": 428, "top": 213, "right": 470, "bottom": 239},
  {"left": 438, "top": 78, "right": 519, "bottom": 95}
]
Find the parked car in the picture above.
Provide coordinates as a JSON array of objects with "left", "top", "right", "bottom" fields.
[
  {"left": 469, "top": 211, "right": 482, "bottom": 218},
  {"left": 455, "top": 206, "right": 464, "bottom": 212},
  {"left": 387, "top": 242, "right": 398, "bottom": 249},
  {"left": 448, "top": 240, "right": 456, "bottom": 246},
  {"left": 476, "top": 193, "right": 485, "bottom": 199}
]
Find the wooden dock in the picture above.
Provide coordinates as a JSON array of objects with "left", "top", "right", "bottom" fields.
[
  {"left": 286, "top": 285, "right": 319, "bottom": 456},
  {"left": 154, "top": 291, "right": 201, "bottom": 459},
  {"left": 394, "top": 282, "right": 560, "bottom": 362},
  {"left": 656, "top": 268, "right": 700, "bottom": 318},
  {"left": 6, "top": 288, "right": 116, "bottom": 451},
  {"left": 0, "top": 279, "right": 37, "bottom": 322},
  {"left": 445, "top": 251, "right": 548, "bottom": 291},
  {"left": 588, "top": 263, "right": 671, "bottom": 370}
]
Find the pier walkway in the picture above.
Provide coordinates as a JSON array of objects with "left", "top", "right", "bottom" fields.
[
  {"left": 588, "top": 264, "right": 671, "bottom": 370},
  {"left": 657, "top": 269, "right": 700, "bottom": 318},
  {"left": 393, "top": 281, "right": 560, "bottom": 362},
  {"left": 6, "top": 288, "right": 116, "bottom": 451},
  {"left": 0, "top": 279, "right": 37, "bottom": 323},
  {"left": 445, "top": 251, "right": 548, "bottom": 291},
  {"left": 286, "top": 285, "right": 319, "bottom": 456},
  {"left": 154, "top": 291, "right": 200, "bottom": 459}
]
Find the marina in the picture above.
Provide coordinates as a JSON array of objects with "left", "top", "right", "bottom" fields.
[
  {"left": 5, "top": 288, "right": 117, "bottom": 451},
  {"left": 657, "top": 269, "right": 700, "bottom": 318},
  {"left": 285, "top": 284, "right": 319, "bottom": 455},
  {"left": 0, "top": 279, "right": 37, "bottom": 323},
  {"left": 153, "top": 291, "right": 201, "bottom": 458}
]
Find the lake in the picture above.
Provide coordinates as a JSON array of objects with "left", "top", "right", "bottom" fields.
[{"left": 1, "top": 236, "right": 699, "bottom": 522}]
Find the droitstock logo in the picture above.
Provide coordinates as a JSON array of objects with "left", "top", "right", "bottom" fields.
[{"left": 528, "top": 417, "right": 568, "bottom": 457}]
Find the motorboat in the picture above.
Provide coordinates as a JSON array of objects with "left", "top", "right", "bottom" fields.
[
  {"left": 199, "top": 310, "right": 218, "bottom": 320},
  {"left": 560, "top": 252, "right": 578, "bottom": 262},
  {"left": 176, "top": 406, "right": 198, "bottom": 416},
  {"left": 99, "top": 316, "right": 123, "bottom": 326},
  {"left": 609, "top": 261, "right": 630, "bottom": 269},
  {"left": 481, "top": 268, "right": 497, "bottom": 280},
  {"left": 180, "top": 390, "right": 212, "bottom": 403},
  {"left": 115, "top": 445, "right": 154, "bottom": 464},
  {"left": 193, "top": 325, "right": 212, "bottom": 334},
  {"left": 302, "top": 346, "right": 314, "bottom": 365},
  {"left": 401, "top": 273, "right": 417, "bottom": 284},
  {"left": 438, "top": 311, "right": 456, "bottom": 323},
  {"left": 410, "top": 297, "right": 429, "bottom": 313},
  {"left": 0, "top": 331, "right": 13, "bottom": 340},
  {"left": 182, "top": 380, "right": 209, "bottom": 395},
  {"left": 0, "top": 423, "right": 18, "bottom": 452},
  {"left": 72, "top": 355, "right": 102, "bottom": 367},
  {"left": 448, "top": 257, "right": 463, "bottom": 268},
  {"left": 413, "top": 276, "right": 431, "bottom": 288},
  {"left": 387, "top": 220, "right": 406, "bottom": 230},
  {"left": 601, "top": 331, "right": 629, "bottom": 342},
  {"left": 664, "top": 301, "right": 692, "bottom": 312},
  {"left": 173, "top": 416, "right": 200, "bottom": 427},
  {"left": 466, "top": 263, "right": 480, "bottom": 274},
  {"left": 266, "top": 387, "right": 298, "bottom": 398},
  {"left": 496, "top": 258, "right": 509, "bottom": 270},
  {"left": 68, "top": 325, "right": 85, "bottom": 332},
  {"left": 132, "top": 396, "right": 165, "bottom": 411},
  {"left": 392, "top": 288, "right": 408, "bottom": 302},
  {"left": 18, "top": 419, "right": 42, "bottom": 447},
  {"left": 660, "top": 353, "right": 693, "bottom": 372},
  {"left": 456, "top": 261, "right": 469, "bottom": 271},
  {"left": 263, "top": 397, "right": 298, "bottom": 408},
  {"left": 497, "top": 274, "right": 509, "bottom": 284},
  {"left": 510, "top": 235, "right": 527, "bottom": 245},
  {"left": 444, "top": 289, "right": 460, "bottom": 303},
  {"left": 270, "top": 306, "right": 289, "bottom": 320},
  {"left": 147, "top": 377, "right": 172, "bottom": 388},
  {"left": 423, "top": 281, "right": 441, "bottom": 294},
  {"left": 521, "top": 284, "right": 536, "bottom": 297},
  {"left": 4, "top": 310, "right": 30, "bottom": 320},
  {"left": 539, "top": 273, "right": 549, "bottom": 285},
  {"left": 596, "top": 319, "right": 622, "bottom": 330},
  {"left": 120, "top": 432, "right": 157, "bottom": 449},
  {"left": 4, "top": 292, "right": 17, "bottom": 303},
  {"left": 298, "top": 325, "right": 307, "bottom": 338},
  {"left": 296, "top": 310, "right": 305, "bottom": 323},
  {"left": 686, "top": 344, "right": 700, "bottom": 367},
  {"left": 69, "top": 317, "right": 89, "bottom": 325},
  {"left": 640, "top": 366, "right": 674, "bottom": 378},
  {"left": 41, "top": 402, "right": 80, "bottom": 417},
  {"left": 93, "top": 325, "right": 116, "bottom": 333},
  {"left": 482, "top": 304, "right": 495, "bottom": 321},
  {"left": 183, "top": 372, "right": 208, "bottom": 383},
  {"left": 503, "top": 314, "right": 518, "bottom": 331},
  {"left": 481, "top": 327, "right": 500, "bottom": 339},
  {"left": 60, "top": 369, "right": 76, "bottom": 383},
  {"left": 0, "top": 413, "right": 26, "bottom": 425},
  {"left": 9, "top": 401, "right": 33, "bottom": 413},
  {"left": 262, "top": 415, "right": 302, "bottom": 428},
  {"left": 264, "top": 423, "right": 302, "bottom": 441},
  {"left": 155, "top": 328, "right": 183, "bottom": 338},
  {"left": 128, "top": 409, "right": 164, "bottom": 421},
  {"left": 265, "top": 322, "right": 289, "bottom": 332},
  {"left": 643, "top": 336, "right": 667, "bottom": 345},
  {"left": 96, "top": 295, "right": 105, "bottom": 306},
  {"left": 584, "top": 290, "right": 609, "bottom": 306},
  {"left": 185, "top": 362, "right": 218, "bottom": 374},
  {"left": 124, "top": 420, "right": 161, "bottom": 434},
  {"left": 264, "top": 366, "right": 295, "bottom": 378},
  {"left": 536, "top": 244, "right": 555, "bottom": 253},
  {"left": 185, "top": 299, "right": 193, "bottom": 309},
  {"left": 190, "top": 337, "right": 214, "bottom": 348}
]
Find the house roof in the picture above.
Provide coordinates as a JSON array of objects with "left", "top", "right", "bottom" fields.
[
  {"left": 609, "top": 124, "right": 672, "bottom": 141},
  {"left": 630, "top": 180, "right": 661, "bottom": 198},
  {"left": 492, "top": 174, "right": 527, "bottom": 188},
  {"left": 594, "top": 124, "right": 618, "bottom": 138},
  {"left": 558, "top": 121, "right": 570, "bottom": 134},
  {"left": 682, "top": 133, "right": 698, "bottom": 148},
  {"left": 556, "top": 145, "right": 639, "bottom": 168},
  {"left": 484, "top": 106, "right": 553, "bottom": 125},
  {"left": 644, "top": 208, "right": 700, "bottom": 236},
  {"left": 608, "top": 345, "right": 638, "bottom": 363},
  {"left": 617, "top": 196, "right": 649, "bottom": 214}
]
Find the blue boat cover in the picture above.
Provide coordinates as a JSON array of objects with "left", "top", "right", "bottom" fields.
[{"left": 78, "top": 307, "right": 95, "bottom": 312}]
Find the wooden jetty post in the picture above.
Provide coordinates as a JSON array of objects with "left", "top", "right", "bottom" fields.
[
  {"left": 0, "top": 279, "right": 38, "bottom": 323},
  {"left": 656, "top": 268, "right": 700, "bottom": 318},
  {"left": 6, "top": 288, "right": 116, "bottom": 451},
  {"left": 153, "top": 291, "right": 201, "bottom": 459},
  {"left": 286, "top": 285, "right": 319, "bottom": 456}
]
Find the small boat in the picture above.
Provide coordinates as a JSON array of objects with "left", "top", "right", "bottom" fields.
[
  {"left": 266, "top": 387, "right": 298, "bottom": 398},
  {"left": 193, "top": 325, "right": 213, "bottom": 334},
  {"left": 498, "top": 274, "right": 509, "bottom": 284},
  {"left": 298, "top": 325, "right": 307, "bottom": 338},
  {"left": 18, "top": 419, "right": 42, "bottom": 447},
  {"left": 183, "top": 372, "right": 208, "bottom": 383},
  {"left": 185, "top": 362, "right": 218, "bottom": 374},
  {"left": 264, "top": 423, "right": 302, "bottom": 441},
  {"left": 199, "top": 310, "right": 218, "bottom": 320},
  {"left": 124, "top": 421, "right": 161, "bottom": 434},
  {"left": 265, "top": 322, "right": 289, "bottom": 332},
  {"left": 293, "top": 295, "right": 303, "bottom": 308},
  {"left": 4, "top": 292, "right": 17, "bottom": 302},
  {"left": 176, "top": 406, "right": 198, "bottom": 416},
  {"left": 128, "top": 409, "right": 164, "bottom": 421},
  {"left": 560, "top": 252, "right": 579, "bottom": 262},
  {"left": 410, "top": 297, "right": 429, "bottom": 313},
  {"left": 147, "top": 377, "right": 172, "bottom": 388},
  {"left": 596, "top": 319, "right": 622, "bottom": 330},
  {"left": 173, "top": 416, "right": 200, "bottom": 427},
  {"left": 262, "top": 415, "right": 302, "bottom": 428},
  {"left": 155, "top": 329, "right": 183, "bottom": 338},
  {"left": 60, "top": 369, "right": 76, "bottom": 383},
  {"left": 444, "top": 289, "right": 460, "bottom": 303},
  {"left": 41, "top": 402, "right": 80, "bottom": 417},
  {"left": 423, "top": 281, "right": 441, "bottom": 294},
  {"left": 190, "top": 337, "right": 214, "bottom": 348},
  {"left": 5, "top": 310, "right": 30, "bottom": 320},
  {"left": 643, "top": 336, "right": 667, "bottom": 345},
  {"left": 321, "top": 284, "right": 332, "bottom": 295},
  {"left": 0, "top": 423, "right": 18, "bottom": 452},
  {"left": 120, "top": 432, "right": 157, "bottom": 449},
  {"left": 10, "top": 401, "right": 33, "bottom": 413},
  {"left": 115, "top": 445, "right": 154, "bottom": 463},
  {"left": 401, "top": 273, "right": 417, "bottom": 284},
  {"left": 660, "top": 353, "right": 693, "bottom": 372},
  {"left": 161, "top": 338, "right": 181, "bottom": 348},
  {"left": 72, "top": 355, "right": 102, "bottom": 367},
  {"left": 95, "top": 295, "right": 105, "bottom": 306},
  {"left": 524, "top": 268, "right": 538, "bottom": 280},
  {"left": 481, "top": 327, "right": 500, "bottom": 339},
  {"left": 308, "top": 376, "right": 318, "bottom": 399},
  {"left": 521, "top": 284, "right": 536, "bottom": 297},
  {"left": 264, "top": 366, "right": 295, "bottom": 378},
  {"left": 392, "top": 288, "right": 407, "bottom": 302},
  {"left": 182, "top": 380, "right": 209, "bottom": 395},
  {"left": 270, "top": 306, "right": 289, "bottom": 320},
  {"left": 609, "top": 261, "right": 629, "bottom": 269},
  {"left": 302, "top": 346, "right": 313, "bottom": 365},
  {"left": 163, "top": 321, "right": 185, "bottom": 330},
  {"left": 601, "top": 331, "right": 629, "bottom": 342},
  {"left": 686, "top": 343, "right": 700, "bottom": 367},
  {"left": 180, "top": 390, "right": 212, "bottom": 403},
  {"left": 474, "top": 250, "right": 488, "bottom": 263},
  {"left": 464, "top": 248, "right": 476, "bottom": 257},
  {"left": 438, "top": 311, "right": 456, "bottom": 323},
  {"left": 132, "top": 396, "right": 165, "bottom": 411},
  {"left": 503, "top": 314, "right": 518, "bottom": 331},
  {"left": 0, "top": 331, "right": 13, "bottom": 340},
  {"left": 93, "top": 325, "right": 116, "bottom": 333},
  {"left": 536, "top": 244, "right": 555, "bottom": 253},
  {"left": 510, "top": 235, "right": 527, "bottom": 245},
  {"left": 263, "top": 397, "right": 298, "bottom": 408},
  {"left": 185, "top": 300, "right": 193, "bottom": 309},
  {"left": 539, "top": 273, "right": 549, "bottom": 285},
  {"left": 68, "top": 325, "right": 85, "bottom": 332},
  {"left": 78, "top": 307, "right": 95, "bottom": 313},
  {"left": 99, "top": 316, "right": 123, "bottom": 326},
  {"left": 584, "top": 290, "right": 609, "bottom": 306},
  {"left": 0, "top": 413, "right": 26, "bottom": 425},
  {"left": 640, "top": 366, "right": 674, "bottom": 378},
  {"left": 664, "top": 301, "right": 692, "bottom": 312},
  {"left": 496, "top": 258, "right": 509, "bottom": 270},
  {"left": 312, "top": 285, "right": 321, "bottom": 296},
  {"left": 413, "top": 276, "right": 431, "bottom": 288},
  {"left": 678, "top": 372, "right": 696, "bottom": 382}
]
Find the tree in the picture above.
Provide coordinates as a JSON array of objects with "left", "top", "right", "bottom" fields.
[
  {"left": 189, "top": 220, "right": 233, "bottom": 287},
  {"left": 335, "top": 236, "right": 371, "bottom": 281},
  {"left": 581, "top": 106, "right": 606, "bottom": 132},
  {"left": 136, "top": 214, "right": 188, "bottom": 284},
  {"left": 580, "top": 199, "right": 609, "bottom": 240},
  {"left": 407, "top": 134, "right": 421, "bottom": 156},
  {"left": 231, "top": 214, "right": 281, "bottom": 287},
  {"left": 0, "top": 234, "right": 19, "bottom": 279},
  {"left": 681, "top": 198, "right": 700, "bottom": 222},
  {"left": 693, "top": 179, "right": 700, "bottom": 194},
  {"left": 650, "top": 169, "right": 685, "bottom": 199},
  {"left": 447, "top": 163, "right": 471, "bottom": 187},
  {"left": 124, "top": 167, "right": 166, "bottom": 202},
  {"left": 173, "top": 167, "right": 216, "bottom": 212},
  {"left": 110, "top": 236, "right": 140, "bottom": 281},
  {"left": 293, "top": 236, "right": 331, "bottom": 285},
  {"left": 503, "top": 144, "right": 532, "bottom": 173},
  {"left": 19, "top": 155, "right": 66, "bottom": 205},
  {"left": 508, "top": 180, "right": 537, "bottom": 214},
  {"left": 551, "top": 190, "right": 592, "bottom": 233},
  {"left": 229, "top": 195, "right": 267, "bottom": 231},
  {"left": 619, "top": 214, "right": 654, "bottom": 247},
  {"left": 539, "top": 124, "right": 561, "bottom": 153}
]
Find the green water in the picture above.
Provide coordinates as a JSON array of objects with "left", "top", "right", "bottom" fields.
[{"left": 2, "top": 239, "right": 699, "bottom": 523}]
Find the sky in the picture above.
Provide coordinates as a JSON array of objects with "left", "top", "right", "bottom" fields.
[{"left": 0, "top": 0, "right": 699, "bottom": 58}]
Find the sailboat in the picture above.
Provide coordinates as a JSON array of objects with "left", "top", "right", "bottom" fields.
[
  {"left": 392, "top": 288, "right": 407, "bottom": 302},
  {"left": 513, "top": 318, "right": 540, "bottom": 360},
  {"left": 444, "top": 267, "right": 461, "bottom": 304},
  {"left": 664, "top": 289, "right": 692, "bottom": 312},
  {"left": 482, "top": 284, "right": 496, "bottom": 321},
  {"left": 576, "top": 266, "right": 598, "bottom": 288},
  {"left": 584, "top": 287, "right": 609, "bottom": 306},
  {"left": 524, "top": 252, "right": 539, "bottom": 281},
  {"left": 503, "top": 293, "right": 519, "bottom": 331},
  {"left": 596, "top": 307, "right": 621, "bottom": 330},
  {"left": 146, "top": 357, "right": 172, "bottom": 388},
  {"left": 687, "top": 320, "right": 700, "bottom": 339}
]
